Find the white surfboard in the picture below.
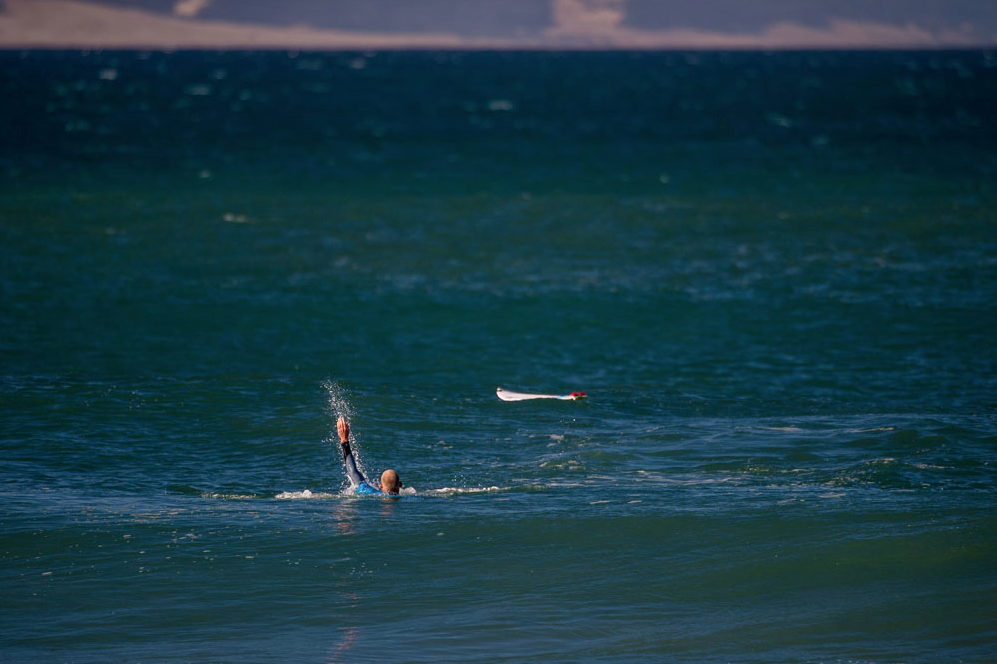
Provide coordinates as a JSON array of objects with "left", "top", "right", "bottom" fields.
[{"left": 496, "top": 387, "right": 587, "bottom": 402}]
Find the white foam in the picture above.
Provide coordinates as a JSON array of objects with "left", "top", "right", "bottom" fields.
[
  {"left": 424, "top": 486, "right": 505, "bottom": 497},
  {"left": 200, "top": 492, "right": 257, "bottom": 500},
  {"left": 487, "top": 99, "right": 515, "bottom": 111},
  {"left": 844, "top": 427, "right": 895, "bottom": 433},
  {"left": 733, "top": 426, "right": 800, "bottom": 435},
  {"left": 275, "top": 490, "right": 337, "bottom": 500}
]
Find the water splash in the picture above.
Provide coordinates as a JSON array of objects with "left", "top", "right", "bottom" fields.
[
  {"left": 322, "top": 379, "right": 359, "bottom": 448},
  {"left": 322, "top": 379, "right": 371, "bottom": 484},
  {"left": 322, "top": 379, "right": 355, "bottom": 423}
]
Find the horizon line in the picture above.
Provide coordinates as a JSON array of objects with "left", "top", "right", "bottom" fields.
[{"left": 4, "top": 44, "right": 996, "bottom": 52}]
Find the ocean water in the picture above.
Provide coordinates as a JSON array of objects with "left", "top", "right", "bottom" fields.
[{"left": 1, "top": 50, "right": 996, "bottom": 662}]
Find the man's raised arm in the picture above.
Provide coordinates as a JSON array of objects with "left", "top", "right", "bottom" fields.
[{"left": 337, "top": 416, "right": 368, "bottom": 487}]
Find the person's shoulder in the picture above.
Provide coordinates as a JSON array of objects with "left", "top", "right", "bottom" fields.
[{"left": 355, "top": 482, "right": 382, "bottom": 495}]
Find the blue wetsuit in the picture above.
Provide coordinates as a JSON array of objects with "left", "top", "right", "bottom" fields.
[{"left": 340, "top": 439, "right": 382, "bottom": 495}]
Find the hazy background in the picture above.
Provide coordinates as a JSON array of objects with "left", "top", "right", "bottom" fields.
[{"left": 2, "top": 0, "right": 996, "bottom": 49}]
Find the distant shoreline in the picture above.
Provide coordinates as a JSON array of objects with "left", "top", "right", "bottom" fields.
[{"left": 1, "top": 0, "right": 993, "bottom": 52}]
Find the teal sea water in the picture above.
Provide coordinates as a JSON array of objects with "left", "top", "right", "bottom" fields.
[{"left": 2, "top": 50, "right": 996, "bottom": 662}]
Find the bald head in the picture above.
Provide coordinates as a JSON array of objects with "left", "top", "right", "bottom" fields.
[{"left": 380, "top": 469, "right": 401, "bottom": 494}]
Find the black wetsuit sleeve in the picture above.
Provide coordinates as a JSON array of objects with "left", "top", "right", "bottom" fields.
[{"left": 340, "top": 440, "right": 368, "bottom": 487}]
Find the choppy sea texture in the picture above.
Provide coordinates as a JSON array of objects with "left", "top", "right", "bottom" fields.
[{"left": 1, "top": 50, "right": 996, "bottom": 662}]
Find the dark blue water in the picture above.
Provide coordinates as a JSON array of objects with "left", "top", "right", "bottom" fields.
[{"left": 2, "top": 50, "right": 996, "bottom": 663}]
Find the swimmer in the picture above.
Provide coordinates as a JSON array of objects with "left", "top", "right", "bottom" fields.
[{"left": 337, "top": 416, "right": 402, "bottom": 495}]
